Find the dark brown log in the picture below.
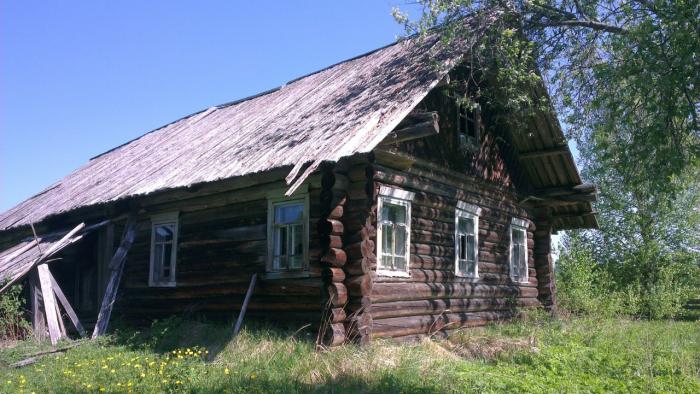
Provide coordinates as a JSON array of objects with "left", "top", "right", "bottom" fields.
[
  {"left": 371, "top": 297, "right": 541, "bottom": 319},
  {"left": 322, "top": 267, "right": 346, "bottom": 283},
  {"left": 323, "top": 323, "right": 346, "bottom": 346},
  {"left": 329, "top": 308, "right": 347, "bottom": 323},
  {"left": 346, "top": 274, "right": 372, "bottom": 296},
  {"left": 372, "top": 282, "right": 538, "bottom": 302},
  {"left": 327, "top": 283, "right": 348, "bottom": 306},
  {"left": 321, "top": 248, "right": 347, "bottom": 267},
  {"left": 371, "top": 310, "right": 519, "bottom": 338}
]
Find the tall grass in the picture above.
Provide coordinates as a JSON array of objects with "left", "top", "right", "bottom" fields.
[{"left": 1, "top": 315, "right": 697, "bottom": 393}]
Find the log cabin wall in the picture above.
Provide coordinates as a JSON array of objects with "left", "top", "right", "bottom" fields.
[
  {"left": 113, "top": 172, "right": 327, "bottom": 325},
  {"left": 364, "top": 87, "right": 544, "bottom": 339}
]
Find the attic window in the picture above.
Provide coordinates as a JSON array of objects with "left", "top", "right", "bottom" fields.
[{"left": 458, "top": 103, "right": 480, "bottom": 149}]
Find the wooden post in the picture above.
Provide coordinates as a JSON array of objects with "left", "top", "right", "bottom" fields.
[
  {"left": 37, "top": 264, "right": 61, "bottom": 346},
  {"left": 48, "top": 270, "right": 86, "bottom": 337},
  {"left": 233, "top": 273, "right": 257, "bottom": 337},
  {"left": 28, "top": 271, "right": 46, "bottom": 341},
  {"left": 92, "top": 214, "right": 137, "bottom": 338}
]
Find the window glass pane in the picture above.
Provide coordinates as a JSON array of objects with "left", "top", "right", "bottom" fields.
[
  {"left": 153, "top": 244, "right": 164, "bottom": 281},
  {"left": 274, "top": 226, "right": 287, "bottom": 257},
  {"left": 290, "top": 224, "right": 303, "bottom": 256},
  {"left": 459, "top": 234, "right": 467, "bottom": 260},
  {"left": 467, "top": 260, "right": 476, "bottom": 275},
  {"left": 519, "top": 244, "right": 527, "bottom": 276},
  {"left": 381, "top": 223, "right": 394, "bottom": 255},
  {"left": 458, "top": 258, "right": 467, "bottom": 274},
  {"left": 275, "top": 204, "right": 304, "bottom": 224},
  {"left": 155, "top": 224, "right": 174, "bottom": 243},
  {"left": 512, "top": 243, "right": 520, "bottom": 277},
  {"left": 466, "top": 218, "right": 475, "bottom": 234},
  {"left": 278, "top": 255, "right": 288, "bottom": 270},
  {"left": 381, "top": 255, "right": 393, "bottom": 269},
  {"left": 289, "top": 255, "right": 303, "bottom": 270},
  {"left": 467, "top": 234, "right": 476, "bottom": 263},
  {"left": 394, "top": 256, "right": 407, "bottom": 271},
  {"left": 394, "top": 225, "right": 406, "bottom": 257},
  {"left": 383, "top": 203, "right": 406, "bottom": 224}
]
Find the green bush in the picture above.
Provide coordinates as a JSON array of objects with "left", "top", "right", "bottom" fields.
[
  {"left": 0, "top": 283, "right": 32, "bottom": 340},
  {"left": 557, "top": 239, "right": 700, "bottom": 320},
  {"left": 556, "top": 248, "right": 627, "bottom": 317}
]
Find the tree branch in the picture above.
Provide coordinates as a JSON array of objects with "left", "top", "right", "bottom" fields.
[{"left": 531, "top": 19, "right": 628, "bottom": 34}]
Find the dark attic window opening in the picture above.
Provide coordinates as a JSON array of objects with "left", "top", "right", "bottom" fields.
[{"left": 458, "top": 102, "right": 481, "bottom": 151}]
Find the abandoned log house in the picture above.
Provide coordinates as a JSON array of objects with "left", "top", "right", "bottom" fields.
[{"left": 0, "top": 33, "right": 597, "bottom": 345}]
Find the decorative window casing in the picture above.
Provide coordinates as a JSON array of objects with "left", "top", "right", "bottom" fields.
[
  {"left": 455, "top": 201, "right": 481, "bottom": 278},
  {"left": 267, "top": 194, "right": 309, "bottom": 273},
  {"left": 509, "top": 217, "right": 529, "bottom": 283},
  {"left": 377, "top": 186, "right": 414, "bottom": 277},
  {"left": 149, "top": 212, "right": 179, "bottom": 287}
]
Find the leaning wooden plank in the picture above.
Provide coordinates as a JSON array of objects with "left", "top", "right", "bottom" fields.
[
  {"left": 48, "top": 269, "right": 86, "bottom": 337},
  {"left": 232, "top": 273, "right": 257, "bottom": 337},
  {"left": 92, "top": 214, "right": 137, "bottom": 338},
  {"left": 0, "top": 222, "right": 85, "bottom": 295},
  {"left": 11, "top": 342, "right": 83, "bottom": 368},
  {"left": 37, "top": 264, "right": 62, "bottom": 346},
  {"left": 29, "top": 271, "right": 46, "bottom": 341}
]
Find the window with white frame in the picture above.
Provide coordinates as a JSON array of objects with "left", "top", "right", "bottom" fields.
[
  {"left": 267, "top": 196, "right": 309, "bottom": 272},
  {"left": 509, "top": 218, "right": 529, "bottom": 283},
  {"left": 149, "top": 212, "right": 178, "bottom": 287},
  {"left": 377, "top": 186, "right": 414, "bottom": 276},
  {"left": 455, "top": 202, "right": 481, "bottom": 277}
]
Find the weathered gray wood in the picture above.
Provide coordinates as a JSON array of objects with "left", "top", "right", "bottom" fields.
[
  {"left": 92, "top": 213, "right": 137, "bottom": 338},
  {"left": 233, "top": 273, "right": 257, "bottom": 337},
  {"left": 379, "top": 112, "right": 439, "bottom": 145},
  {"left": 28, "top": 271, "right": 46, "bottom": 341},
  {"left": 48, "top": 270, "right": 86, "bottom": 337},
  {"left": 518, "top": 146, "right": 568, "bottom": 159},
  {"left": 37, "top": 264, "right": 61, "bottom": 346}
]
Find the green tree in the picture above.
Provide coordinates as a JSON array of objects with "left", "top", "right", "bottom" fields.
[{"left": 395, "top": 1, "right": 700, "bottom": 318}]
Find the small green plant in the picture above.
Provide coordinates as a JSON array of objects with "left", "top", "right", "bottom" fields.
[{"left": 0, "top": 283, "right": 31, "bottom": 341}]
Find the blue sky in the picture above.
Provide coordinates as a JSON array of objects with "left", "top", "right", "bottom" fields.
[{"left": 1, "top": 1, "right": 414, "bottom": 211}]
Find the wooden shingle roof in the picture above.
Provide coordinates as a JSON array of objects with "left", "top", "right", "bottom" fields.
[{"left": 0, "top": 35, "right": 459, "bottom": 231}]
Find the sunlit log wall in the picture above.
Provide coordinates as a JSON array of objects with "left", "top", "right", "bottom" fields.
[{"left": 355, "top": 88, "right": 548, "bottom": 340}]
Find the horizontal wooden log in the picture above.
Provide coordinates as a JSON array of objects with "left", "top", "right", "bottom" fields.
[
  {"left": 328, "top": 283, "right": 348, "bottom": 306},
  {"left": 329, "top": 308, "right": 347, "bottom": 324},
  {"left": 322, "top": 267, "right": 346, "bottom": 283},
  {"left": 346, "top": 274, "right": 372, "bottom": 296},
  {"left": 321, "top": 248, "right": 347, "bottom": 267},
  {"left": 372, "top": 283, "right": 538, "bottom": 303},
  {"left": 371, "top": 310, "right": 519, "bottom": 338},
  {"left": 323, "top": 323, "right": 346, "bottom": 347},
  {"left": 379, "top": 115, "right": 439, "bottom": 146},
  {"left": 371, "top": 297, "right": 541, "bottom": 319}
]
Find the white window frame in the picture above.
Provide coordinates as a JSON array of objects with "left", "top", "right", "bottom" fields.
[
  {"left": 376, "top": 186, "right": 414, "bottom": 277},
  {"left": 455, "top": 201, "right": 481, "bottom": 278},
  {"left": 266, "top": 194, "right": 310, "bottom": 274},
  {"left": 509, "top": 217, "right": 529, "bottom": 283},
  {"left": 149, "top": 212, "right": 179, "bottom": 287}
]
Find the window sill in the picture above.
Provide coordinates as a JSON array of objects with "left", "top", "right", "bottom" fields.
[
  {"left": 510, "top": 277, "right": 530, "bottom": 284},
  {"left": 262, "top": 271, "right": 317, "bottom": 280},
  {"left": 455, "top": 274, "right": 479, "bottom": 281},
  {"left": 376, "top": 269, "right": 411, "bottom": 278},
  {"left": 149, "top": 282, "right": 177, "bottom": 288}
]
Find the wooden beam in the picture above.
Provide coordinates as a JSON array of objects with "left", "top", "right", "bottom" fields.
[
  {"left": 518, "top": 146, "right": 569, "bottom": 160},
  {"left": 28, "top": 271, "right": 46, "bottom": 341},
  {"left": 92, "top": 213, "right": 137, "bottom": 338},
  {"left": 48, "top": 270, "right": 86, "bottom": 337},
  {"left": 379, "top": 112, "right": 439, "bottom": 146},
  {"left": 232, "top": 273, "right": 257, "bottom": 337},
  {"left": 534, "top": 183, "right": 597, "bottom": 197},
  {"left": 36, "top": 264, "right": 61, "bottom": 346}
]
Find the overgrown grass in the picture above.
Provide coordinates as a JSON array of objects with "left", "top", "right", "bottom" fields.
[{"left": 0, "top": 314, "right": 698, "bottom": 393}]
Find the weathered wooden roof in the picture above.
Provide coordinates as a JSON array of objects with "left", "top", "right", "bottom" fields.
[
  {"left": 0, "top": 35, "right": 459, "bottom": 231},
  {"left": 0, "top": 32, "right": 596, "bottom": 232}
]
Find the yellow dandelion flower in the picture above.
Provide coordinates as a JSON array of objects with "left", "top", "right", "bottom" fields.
[
  {"left": 251, "top": 373, "right": 257, "bottom": 380},
  {"left": 224, "top": 368, "right": 230, "bottom": 375}
]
